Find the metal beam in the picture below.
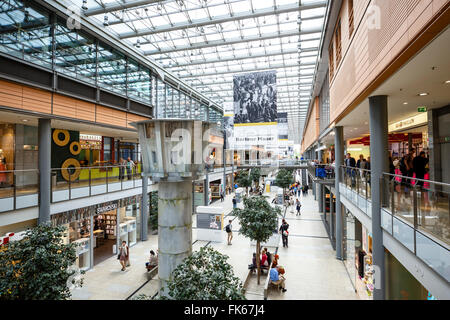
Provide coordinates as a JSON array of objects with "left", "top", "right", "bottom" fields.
[
  {"left": 144, "top": 27, "right": 322, "bottom": 55},
  {"left": 158, "top": 49, "right": 318, "bottom": 68},
  {"left": 84, "top": 0, "right": 167, "bottom": 17},
  {"left": 174, "top": 62, "right": 316, "bottom": 78},
  {"left": 118, "top": 3, "right": 326, "bottom": 38}
]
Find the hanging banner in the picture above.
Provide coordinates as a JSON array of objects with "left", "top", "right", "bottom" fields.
[
  {"left": 233, "top": 71, "right": 277, "bottom": 150},
  {"left": 278, "top": 112, "right": 288, "bottom": 154},
  {"left": 223, "top": 101, "right": 234, "bottom": 150}
]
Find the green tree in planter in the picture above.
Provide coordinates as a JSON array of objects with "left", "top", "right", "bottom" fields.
[
  {"left": 233, "top": 196, "right": 282, "bottom": 284},
  {"left": 274, "top": 168, "right": 294, "bottom": 199},
  {"left": 149, "top": 191, "right": 158, "bottom": 231},
  {"left": 160, "top": 246, "right": 246, "bottom": 300},
  {"left": 0, "top": 224, "right": 83, "bottom": 300},
  {"left": 249, "top": 168, "right": 261, "bottom": 191},
  {"left": 235, "top": 170, "right": 252, "bottom": 195}
]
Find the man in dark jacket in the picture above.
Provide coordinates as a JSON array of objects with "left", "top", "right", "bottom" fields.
[
  {"left": 279, "top": 219, "right": 289, "bottom": 248},
  {"left": 413, "top": 151, "right": 428, "bottom": 187}
]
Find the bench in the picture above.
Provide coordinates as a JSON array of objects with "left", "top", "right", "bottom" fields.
[
  {"left": 146, "top": 265, "right": 158, "bottom": 280},
  {"left": 263, "top": 261, "right": 276, "bottom": 300}
]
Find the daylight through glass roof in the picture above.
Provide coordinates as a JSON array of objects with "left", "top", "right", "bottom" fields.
[{"left": 70, "top": 0, "right": 328, "bottom": 143}]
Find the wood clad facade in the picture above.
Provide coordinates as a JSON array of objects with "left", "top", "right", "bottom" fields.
[
  {"left": 0, "top": 79, "right": 150, "bottom": 128},
  {"left": 302, "top": 0, "right": 449, "bottom": 153}
]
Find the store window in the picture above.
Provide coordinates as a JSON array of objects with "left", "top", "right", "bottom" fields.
[
  {"left": 79, "top": 134, "right": 102, "bottom": 166},
  {"left": 0, "top": 123, "right": 15, "bottom": 188}
]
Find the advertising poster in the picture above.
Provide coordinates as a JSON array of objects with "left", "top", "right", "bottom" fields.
[
  {"left": 278, "top": 112, "right": 288, "bottom": 154},
  {"left": 223, "top": 101, "right": 234, "bottom": 150},
  {"left": 233, "top": 71, "right": 278, "bottom": 150}
]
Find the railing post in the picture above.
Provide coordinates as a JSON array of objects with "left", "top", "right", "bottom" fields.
[
  {"left": 413, "top": 186, "right": 418, "bottom": 255},
  {"left": 106, "top": 166, "right": 109, "bottom": 193},
  {"left": 89, "top": 167, "right": 91, "bottom": 197},
  {"left": 69, "top": 170, "right": 71, "bottom": 200},
  {"left": 50, "top": 169, "right": 53, "bottom": 203},
  {"left": 13, "top": 171, "right": 16, "bottom": 210}
]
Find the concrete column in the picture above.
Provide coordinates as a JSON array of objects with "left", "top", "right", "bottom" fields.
[
  {"left": 369, "top": 95, "right": 389, "bottom": 300},
  {"left": 317, "top": 149, "right": 323, "bottom": 212},
  {"left": 334, "top": 126, "right": 344, "bottom": 260},
  {"left": 141, "top": 174, "right": 149, "bottom": 241},
  {"left": 158, "top": 180, "right": 193, "bottom": 298},
  {"left": 330, "top": 190, "right": 334, "bottom": 242},
  {"left": 38, "top": 118, "right": 51, "bottom": 225}
]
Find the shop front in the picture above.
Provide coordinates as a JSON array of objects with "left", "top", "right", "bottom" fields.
[
  {"left": 52, "top": 195, "right": 142, "bottom": 271},
  {"left": 342, "top": 209, "right": 374, "bottom": 300}
]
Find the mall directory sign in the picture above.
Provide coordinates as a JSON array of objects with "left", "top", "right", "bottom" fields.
[{"left": 134, "top": 119, "right": 216, "bottom": 182}]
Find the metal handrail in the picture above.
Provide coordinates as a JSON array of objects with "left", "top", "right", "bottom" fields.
[
  {"left": 340, "top": 165, "right": 371, "bottom": 174},
  {"left": 382, "top": 172, "right": 450, "bottom": 187}
]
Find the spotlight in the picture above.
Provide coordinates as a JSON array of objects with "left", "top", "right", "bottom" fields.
[
  {"left": 82, "top": 0, "right": 88, "bottom": 11},
  {"left": 103, "top": 15, "right": 109, "bottom": 26}
]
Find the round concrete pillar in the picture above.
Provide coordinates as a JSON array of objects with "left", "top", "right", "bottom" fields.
[{"left": 157, "top": 180, "right": 193, "bottom": 298}]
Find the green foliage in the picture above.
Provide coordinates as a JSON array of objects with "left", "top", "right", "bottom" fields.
[
  {"left": 249, "top": 168, "right": 261, "bottom": 187},
  {"left": 149, "top": 191, "right": 158, "bottom": 230},
  {"left": 160, "top": 246, "right": 246, "bottom": 300},
  {"left": 235, "top": 170, "right": 252, "bottom": 189},
  {"left": 233, "top": 196, "right": 281, "bottom": 243},
  {"left": 0, "top": 224, "right": 83, "bottom": 300},
  {"left": 274, "top": 169, "right": 294, "bottom": 191}
]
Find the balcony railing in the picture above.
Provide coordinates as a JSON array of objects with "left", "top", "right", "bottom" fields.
[
  {"left": 380, "top": 172, "right": 449, "bottom": 281},
  {"left": 338, "top": 165, "right": 449, "bottom": 282},
  {"left": 50, "top": 165, "right": 143, "bottom": 203},
  {"left": 0, "top": 165, "right": 147, "bottom": 213}
]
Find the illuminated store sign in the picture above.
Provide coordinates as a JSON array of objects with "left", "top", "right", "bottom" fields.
[{"left": 388, "top": 113, "right": 427, "bottom": 132}]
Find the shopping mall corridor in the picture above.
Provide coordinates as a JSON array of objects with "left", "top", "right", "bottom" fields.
[{"left": 70, "top": 188, "right": 358, "bottom": 300}]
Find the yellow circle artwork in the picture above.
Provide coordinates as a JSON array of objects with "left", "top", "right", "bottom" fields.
[
  {"left": 61, "top": 158, "right": 81, "bottom": 182},
  {"left": 53, "top": 129, "right": 70, "bottom": 146},
  {"left": 70, "top": 141, "right": 81, "bottom": 155}
]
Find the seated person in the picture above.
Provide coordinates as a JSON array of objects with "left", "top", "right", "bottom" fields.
[
  {"left": 272, "top": 254, "right": 279, "bottom": 268},
  {"left": 260, "top": 250, "right": 269, "bottom": 271},
  {"left": 269, "top": 266, "right": 287, "bottom": 292},
  {"left": 264, "top": 247, "right": 272, "bottom": 267},
  {"left": 145, "top": 250, "right": 158, "bottom": 271},
  {"left": 248, "top": 253, "right": 257, "bottom": 273}
]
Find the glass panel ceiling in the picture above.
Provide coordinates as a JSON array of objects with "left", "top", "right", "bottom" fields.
[{"left": 71, "top": 0, "right": 328, "bottom": 142}]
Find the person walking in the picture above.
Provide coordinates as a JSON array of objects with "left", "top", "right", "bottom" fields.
[
  {"left": 220, "top": 190, "right": 224, "bottom": 202},
  {"left": 296, "top": 199, "right": 301, "bottom": 216},
  {"left": 279, "top": 219, "right": 289, "bottom": 248},
  {"left": 118, "top": 157, "right": 126, "bottom": 180},
  {"left": 232, "top": 196, "right": 237, "bottom": 209},
  {"left": 126, "top": 157, "right": 135, "bottom": 180},
  {"left": 118, "top": 240, "right": 129, "bottom": 271},
  {"left": 225, "top": 220, "right": 233, "bottom": 245}
]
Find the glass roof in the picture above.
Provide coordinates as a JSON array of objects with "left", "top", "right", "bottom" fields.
[{"left": 71, "top": 0, "right": 328, "bottom": 143}]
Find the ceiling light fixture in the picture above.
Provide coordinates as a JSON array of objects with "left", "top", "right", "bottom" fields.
[
  {"left": 445, "top": 80, "right": 450, "bottom": 84},
  {"left": 418, "top": 92, "right": 429, "bottom": 96},
  {"left": 403, "top": 102, "right": 408, "bottom": 105},
  {"left": 103, "top": 15, "right": 109, "bottom": 26},
  {"left": 82, "top": 0, "right": 88, "bottom": 10}
]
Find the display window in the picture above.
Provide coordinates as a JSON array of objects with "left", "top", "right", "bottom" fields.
[
  {"left": 118, "top": 206, "right": 138, "bottom": 248},
  {"left": 78, "top": 134, "right": 102, "bottom": 167},
  {"left": 93, "top": 210, "right": 117, "bottom": 265}
]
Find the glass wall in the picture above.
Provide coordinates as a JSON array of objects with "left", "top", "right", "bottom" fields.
[{"left": 0, "top": 0, "right": 222, "bottom": 120}]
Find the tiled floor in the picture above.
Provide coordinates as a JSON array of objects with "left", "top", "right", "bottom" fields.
[{"left": 70, "top": 188, "right": 358, "bottom": 300}]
